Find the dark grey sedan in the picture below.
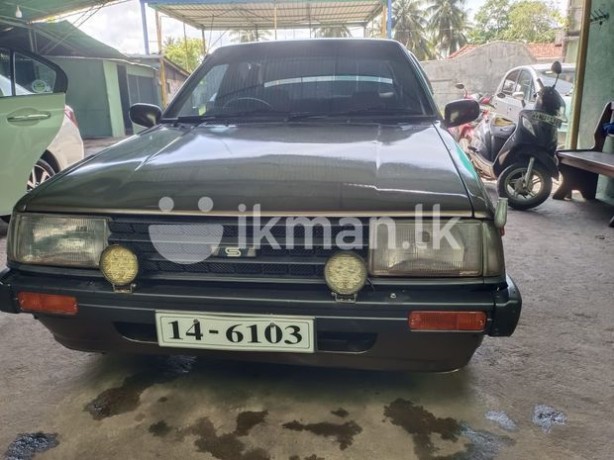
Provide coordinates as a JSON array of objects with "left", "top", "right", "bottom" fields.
[{"left": 0, "top": 39, "right": 521, "bottom": 371}]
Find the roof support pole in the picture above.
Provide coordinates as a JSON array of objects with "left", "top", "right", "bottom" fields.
[
  {"left": 156, "top": 10, "right": 168, "bottom": 107},
  {"left": 274, "top": 1, "right": 278, "bottom": 40},
  {"left": 183, "top": 21, "right": 189, "bottom": 65},
  {"left": 201, "top": 27, "right": 207, "bottom": 54},
  {"left": 141, "top": 1, "right": 150, "bottom": 54},
  {"left": 569, "top": 0, "right": 592, "bottom": 149},
  {"left": 381, "top": 3, "right": 386, "bottom": 38},
  {"left": 386, "top": 0, "right": 392, "bottom": 38}
]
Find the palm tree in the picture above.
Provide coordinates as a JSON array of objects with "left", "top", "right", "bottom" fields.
[
  {"left": 392, "top": 0, "right": 436, "bottom": 61},
  {"left": 427, "top": 0, "right": 468, "bottom": 57},
  {"left": 230, "top": 28, "right": 271, "bottom": 43},
  {"left": 315, "top": 25, "right": 352, "bottom": 38}
]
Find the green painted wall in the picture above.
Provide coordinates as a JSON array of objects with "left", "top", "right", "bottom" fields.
[
  {"left": 576, "top": 2, "right": 614, "bottom": 198},
  {"left": 49, "top": 57, "right": 112, "bottom": 138},
  {"left": 102, "top": 60, "right": 125, "bottom": 138}
]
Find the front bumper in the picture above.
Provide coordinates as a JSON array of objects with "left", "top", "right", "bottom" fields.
[{"left": 0, "top": 269, "right": 521, "bottom": 371}]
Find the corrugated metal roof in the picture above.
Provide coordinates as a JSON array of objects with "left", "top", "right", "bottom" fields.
[
  {"left": 0, "top": 20, "right": 127, "bottom": 59},
  {"left": 146, "top": 0, "right": 383, "bottom": 30},
  {"left": 0, "top": 0, "right": 119, "bottom": 22}
]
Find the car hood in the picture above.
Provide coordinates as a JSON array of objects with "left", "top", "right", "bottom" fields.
[{"left": 23, "top": 122, "right": 483, "bottom": 216}]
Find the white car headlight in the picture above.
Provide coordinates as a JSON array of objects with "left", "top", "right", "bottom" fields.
[
  {"left": 368, "top": 219, "right": 504, "bottom": 277},
  {"left": 8, "top": 214, "right": 109, "bottom": 268}
]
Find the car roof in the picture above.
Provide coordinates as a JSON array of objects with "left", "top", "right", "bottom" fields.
[
  {"left": 212, "top": 38, "right": 401, "bottom": 53},
  {"left": 506, "top": 63, "right": 576, "bottom": 74}
]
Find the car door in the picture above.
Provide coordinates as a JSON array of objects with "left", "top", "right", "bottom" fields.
[
  {"left": 493, "top": 69, "right": 521, "bottom": 120},
  {"left": 516, "top": 69, "right": 536, "bottom": 112},
  {"left": 0, "top": 47, "right": 67, "bottom": 216}
]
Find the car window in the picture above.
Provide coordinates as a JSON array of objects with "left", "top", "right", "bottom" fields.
[
  {"left": 169, "top": 41, "right": 434, "bottom": 119},
  {"left": 538, "top": 69, "right": 575, "bottom": 96},
  {"left": 517, "top": 70, "right": 534, "bottom": 101},
  {"left": 14, "top": 51, "right": 57, "bottom": 94},
  {"left": 0, "top": 49, "right": 58, "bottom": 97},
  {"left": 501, "top": 70, "right": 520, "bottom": 96},
  {"left": 0, "top": 48, "right": 10, "bottom": 97}
]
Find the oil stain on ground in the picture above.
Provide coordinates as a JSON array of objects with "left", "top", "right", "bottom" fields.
[
  {"left": 149, "top": 420, "right": 172, "bottom": 437},
  {"left": 384, "top": 398, "right": 513, "bottom": 460},
  {"left": 330, "top": 408, "right": 349, "bottom": 418},
  {"left": 84, "top": 356, "right": 194, "bottom": 420},
  {"left": 147, "top": 410, "right": 269, "bottom": 460},
  {"left": 4, "top": 432, "right": 59, "bottom": 460},
  {"left": 283, "top": 420, "right": 362, "bottom": 450}
]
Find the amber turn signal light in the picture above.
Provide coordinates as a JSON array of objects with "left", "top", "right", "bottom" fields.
[
  {"left": 408, "top": 311, "right": 487, "bottom": 332},
  {"left": 17, "top": 292, "right": 78, "bottom": 315}
]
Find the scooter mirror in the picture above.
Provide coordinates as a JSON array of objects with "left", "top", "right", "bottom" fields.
[
  {"left": 455, "top": 83, "right": 465, "bottom": 90},
  {"left": 551, "top": 61, "right": 562, "bottom": 75}
]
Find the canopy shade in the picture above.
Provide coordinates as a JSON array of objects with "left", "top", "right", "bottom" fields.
[{"left": 145, "top": 0, "right": 383, "bottom": 30}]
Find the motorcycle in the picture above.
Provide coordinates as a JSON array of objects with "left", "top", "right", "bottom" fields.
[{"left": 467, "top": 61, "right": 566, "bottom": 210}]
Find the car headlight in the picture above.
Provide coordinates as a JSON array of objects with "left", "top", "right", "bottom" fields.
[
  {"left": 368, "top": 219, "right": 504, "bottom": 277},
  {"left": 8, "top": 214, "right": 109, "bottom": 268}
]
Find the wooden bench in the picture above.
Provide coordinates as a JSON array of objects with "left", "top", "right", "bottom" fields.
[{"left": 553, "top": 101, "right": 614, "bottom": 226}]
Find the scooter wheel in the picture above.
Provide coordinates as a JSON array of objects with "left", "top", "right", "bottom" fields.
[{"left": 497, "top": 162, "right": 552, "bottom": 210}]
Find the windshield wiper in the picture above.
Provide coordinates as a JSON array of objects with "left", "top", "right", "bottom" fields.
[
  {"left": 174, "top": 109, "right": 289, "bottom": 123},
  {"left": 287, "top": 107, "right": 427, "bottom": 121}
]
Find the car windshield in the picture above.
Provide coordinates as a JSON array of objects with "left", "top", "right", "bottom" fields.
[
  {"left": 167, "top": 41, "right": 434, "bottom": 121},
  {"left": 538, "top": 69, "right": 575, "bottom": 96}
]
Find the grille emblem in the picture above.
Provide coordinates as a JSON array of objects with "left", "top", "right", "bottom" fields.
[{"left": 214, "top": 247, "right": 258, "bottom": 258}]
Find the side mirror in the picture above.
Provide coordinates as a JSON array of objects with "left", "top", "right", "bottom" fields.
[
  {"left": 454, "top": 83, "right": 465, "bottom": 90},
  {"left": 129, "top": 103, "right": 162, "bottom": 128},
  {"left": 444, "top": 99, "right": 480, "bottom": 128},
  {"left": 551, "top": 61, "right": 562, "bottom": 75}
]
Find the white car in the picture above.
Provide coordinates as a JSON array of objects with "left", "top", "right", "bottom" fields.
[
  {"left": 0, "top": 50, "right": 84, "bottom": 219},
  {"left": 492, "top": 63, "right": 575, "bottom": 145}
]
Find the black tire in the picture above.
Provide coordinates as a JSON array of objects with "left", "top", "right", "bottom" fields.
[
  {"left": 1, "top": 215, "right": 10, "bottom": 224},
  {"left": 497, "top": 162, "right": 553, "bottom": 210},
  {"left": 27, "top": 158, "right": 56, "bottom": 192}
]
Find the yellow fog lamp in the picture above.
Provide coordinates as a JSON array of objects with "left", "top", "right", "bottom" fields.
[
  {"left": 100, "top": 245, "right": 139, "bottom": 288},
  {"left": 324, "top": 252, "right": 368, "bottom": 298}
]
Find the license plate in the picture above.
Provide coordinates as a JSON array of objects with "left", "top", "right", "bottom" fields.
[{"left": 155, "top": 312, "right": 314, "bottom": 353}]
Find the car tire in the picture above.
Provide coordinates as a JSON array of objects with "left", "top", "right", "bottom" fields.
[
  {"left": 497, "top": 162, "right": 552, "bottom": 210},
  {"left": 28, "top": 158, "right": 56, "bottom": 192}
]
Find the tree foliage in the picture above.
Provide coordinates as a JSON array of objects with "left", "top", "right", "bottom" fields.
[
  {"left": 393, "top": 0, "right": 437, "bottom": 60},
  {"left": 427, "top": 0, "right": 468, "bottom": 56},
  {"left": 315, "top": 26, "right": 352, "bottom": 38},
  {"left": 468, "top": 0, "right": 511, "bottom": 44},
  {"left": 470, "top": 0, "right": 562, "bottom": 44},
  {"left": 230, "top": 29, "right": 272, "bottom": 43},
  {"left": 163, "top": 37, "right": 205, "bottom": 73}
]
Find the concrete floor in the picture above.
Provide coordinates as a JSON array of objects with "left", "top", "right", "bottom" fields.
[{"left": 1, "top": 187, "right": 613, "bottom": 460}]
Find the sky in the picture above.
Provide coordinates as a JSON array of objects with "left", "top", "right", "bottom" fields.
[{"left": 70, "top": 0, "right": 569, "bottom": 55}]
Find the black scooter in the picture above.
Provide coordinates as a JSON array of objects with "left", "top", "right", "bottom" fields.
[{"left": 467, "top": 62, "right": 566, "bottom": 210}]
